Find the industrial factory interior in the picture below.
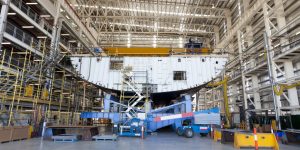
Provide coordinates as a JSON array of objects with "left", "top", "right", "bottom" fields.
[{"left": 1, "top": 0, "right": 300, "bottom": 149}]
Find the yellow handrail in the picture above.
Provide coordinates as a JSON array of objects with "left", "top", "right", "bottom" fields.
[{"left": 273, "top": 81, "right": 300, "bottom": 96}]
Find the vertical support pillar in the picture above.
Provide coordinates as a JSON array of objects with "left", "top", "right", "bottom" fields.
[
  {"left": 213, "top": 26, "right": 220, "bottom": 46},
  {"left": 205, "top": 38, "right": 211, "bottom": 49},
  {"left": 181, "top": 95, "right": 192, "bottom": 113},
  {"left": 113, "top": 103, "right": 118, "bottom": 112},
  {"left": 185, "top": 96, "right": 192, "bottom": 113},
  {"left": 0, "top": 0, "right": 10, "bottom": 52},
  {"left": 246, "top": 26, "right": 253, "bottom": 45},
  {"left": 195, "top": 92, "right": 199, "bottom": 111},
  {"left": 274, "top": 0, "right": 287, "bottom": 33},
  {"left": 231, "top": 84, "right": 238, "bottom": 112},
  {"left": 244, "top": 0, "right": 254, "bottom": 47},
  {"left": 243, "top": 0, "right": 251, "bottom": 11},
  {"left": 39, "top": 18, "right": 45, "bottom": 29},
  {"left": 77, "top": 28, "right": 83, "bottom": 52},
  {"left": 283, "top": 61, "right": 299, "bottom": 106},
  {"left": 144, "top": 101, "right": 151, "bottom": 113},
  {"left": 252, "top": 75, "right": 261, "bottom": 109},
  {"left": 228, "top": 43, "right": 235, "bottom": 59},
  {"left": 174, "top": 104, "right": 180, "bottom": 114},
  {"left": 263, "top": 2, "right": 282, "bottom": 130},
  {"left": 46, "top": 0, "right": 63, "bottom": 119},
  {"left": 104, "top": 94, "right": 111, "bottom": 112},
  {"left": 50, "top": 0, "right": 62, "bottom": 52},
  {"left": 225, "top": 10, "right": 232, "bottom": 31},
  {"left": 237, "top": 30, "right": 249, "bottom": 128}
]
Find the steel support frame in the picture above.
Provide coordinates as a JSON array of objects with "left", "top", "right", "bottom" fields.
[
  {"left": 263, "top": 1, "right": 281, "bottom": 129},
  {"left": 217, "top": 0, "right": 265, "bottom": 51},
  {"left": 237, "top": 30, "right": 250, "bottom": 129},
  {"left": 72, "top": 0, "right": 226, "bottom": 48},
  {"left": 0, "top": 0, "right": 10, "bottom": 52}
]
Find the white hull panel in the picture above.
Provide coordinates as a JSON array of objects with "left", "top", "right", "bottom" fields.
[{"left": 71, "top": 56, "right": 227, "bottom": 93}]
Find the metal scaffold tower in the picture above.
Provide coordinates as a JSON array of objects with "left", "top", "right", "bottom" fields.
[
  {"left": 0, "top": 36, "right": 78, "bottom": 127},
  {"left": 120, "top": 66, "right": 145, "bottom": 119}
]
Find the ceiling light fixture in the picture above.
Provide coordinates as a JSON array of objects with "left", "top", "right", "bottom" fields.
[
  {"left": 7, "top": 12, "right": 16, "bottom": 15},
  {"left": 22, "top": 26, "right": 34, "bottom": 29},
  {"left": 1, "top": 42, "right": 11, "bottom": 45},
  {"left": 40, "top": 15, "right": 51, "bottom": 18},
  {"left": 37, "top": 36, "right": 47, "bottom": 39},
  {"left": 26, "top": 2, "right": 38, "bottom": 5}
]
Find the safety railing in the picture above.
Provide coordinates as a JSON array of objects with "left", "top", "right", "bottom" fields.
[
  {"left": 11, "top": 0, "right": 52, "bottom": 33},
  {"left": 5, "top": 22, "right": 39, "bottom": 48},
  {"left": 243, "top": 52, "right": 266, "bottom": 73},
  {"left": 225, "top": 56, "right": 239, "bottom": 69},
  {"left": 228, "top": 68, "right": 242, "bottom": 80},
  {"left": 273, "top": 38, "right": 300, "bottom": 58}
]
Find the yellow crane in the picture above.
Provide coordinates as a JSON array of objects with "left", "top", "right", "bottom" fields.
[{"left": 207, "top": 76, "right": 231, "bottom": 128}]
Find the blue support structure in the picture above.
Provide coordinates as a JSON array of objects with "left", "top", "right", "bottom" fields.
[
  {"left": 80, "top": 112, "right": 122, "bottom": 123},
  {"left": 81, "top": 94, "right": 201, "bottom": 133}
]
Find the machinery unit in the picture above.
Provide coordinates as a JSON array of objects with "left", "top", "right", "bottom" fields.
[{"left": 118, "top": 118, "right": 147, "bottom": 138}]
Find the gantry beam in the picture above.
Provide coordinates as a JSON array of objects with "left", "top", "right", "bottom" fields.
[
  {"left": 81, "top": 15, "right": 226, "bottom": 19},
  {"left": 93, "top": 0, "right": 230, "bottom": 11},
  {"left": 99, "top": 31, "right": 214, "bottom": 34}
]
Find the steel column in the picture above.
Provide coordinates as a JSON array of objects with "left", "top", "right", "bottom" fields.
[
  {"left": 0, "top": 0, "right": 10, "bottom": 52},
  {"left": 237, "top": 30, "right": 249, "bottom": 129},
  {"left": 251, "top": 75, "right": 261, "bottom": 109},
  {"left": 283, "top": 61, "right": 299, "bottom": 106}
]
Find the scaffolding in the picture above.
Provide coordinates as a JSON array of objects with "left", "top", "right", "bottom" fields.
[
  {"left": 0, "top": 42, "right": 85, "bottom": 127},
  {"left": 121, "top": 66, "right": 145, "bottom": 119}
]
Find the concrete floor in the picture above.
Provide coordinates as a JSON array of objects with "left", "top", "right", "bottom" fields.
[{"left": 0, "top": 132, "right": 299, "bottom": 150}]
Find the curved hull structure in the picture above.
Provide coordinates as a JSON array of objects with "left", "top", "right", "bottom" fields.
[{"left": 71, "top": 56, "right": 227, "bottom": 102}]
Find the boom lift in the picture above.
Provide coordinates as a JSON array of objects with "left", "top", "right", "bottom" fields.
[{"left": 154, "top": 107, "right": 221, "bottom": 138}]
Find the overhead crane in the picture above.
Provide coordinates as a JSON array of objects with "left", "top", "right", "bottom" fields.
[{"left": 103, "top": 47, "right": 211, "bottom": 56}]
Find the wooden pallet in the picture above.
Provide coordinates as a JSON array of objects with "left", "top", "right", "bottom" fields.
[
  {"left": 52, "top": 134, "right": 80, "bottom": 142},
  {"left": 92, "top": 134, "right": 118, "bottom": 141}
]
